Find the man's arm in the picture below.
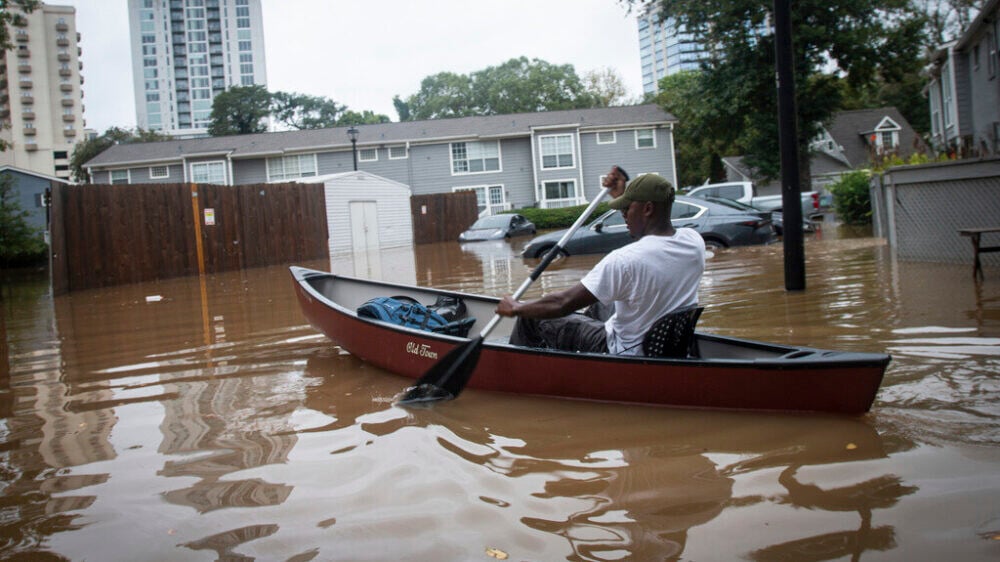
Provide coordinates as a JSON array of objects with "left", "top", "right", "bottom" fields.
[{"left": 496, "top": 283, "right": 598, "bottom": 319}]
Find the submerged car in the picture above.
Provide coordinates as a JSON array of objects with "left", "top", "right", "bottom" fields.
[
  {"left": 701, "top": 196, "right": 814, "bottom": 236},
  {"left": 521, "top": 195, "right": 776, "bottom": 258},
  {"left": 458, "top": 213, "right": 536, "bottom": 242}
]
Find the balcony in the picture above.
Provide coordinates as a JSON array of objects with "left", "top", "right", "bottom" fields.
[
  {"left": 63, "top": 128, "right": 76, "bottom": 137},
  {"left": 21, "top": 111, "right": 34, "bottom": 120},
  {"left": 0, "top": 108, "right": 8, "bottom": 118},
  {"left": 16, "top": 47, "right": 30, "bottom": 58},
  {"left": 59, "top": 68, "right": 71, "bottom": 77},
  {"left": 57, "top": 38, "right": 69, "bottom": 47},
  {"left": 18, "top": 64, "right": 30, "bottom": 73},
  {"left": 25, "top": 142, "right": 38, "bottom": 152},
  {"left": 61, "top": 98, "right": 73, "bottom": 106},
  {"left": 62, "top": 114, "right": 76, "bottom": 122},
  {"left": 16, "top": 31, "right": 28, "bottom": 42},
  {"left": 20, "top": 94, "right": 32, "bottom": 104},
  {"left": 18, "top": 79, "right": 31, "bottom": 89},
  {"left": 23, "top": 126, "right": 36, "bottom": 136},
  {"left": 60, "top": 83, "right": 72, "bottom": 92},
  {"left": 56, "top": 22, "right": 69, "bottom": 32},
  {"left": 58, "top": 53, "right": 70, "bottom": 62}
]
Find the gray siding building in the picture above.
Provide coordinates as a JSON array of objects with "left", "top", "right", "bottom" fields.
[
  {"left": 925, "top": 0, "right": 1000, "bottom": 156},
  {"left": 83, "top": 105, "right": 678, "bottom": 216}
]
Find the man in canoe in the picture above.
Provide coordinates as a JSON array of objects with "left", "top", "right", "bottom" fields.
[{"left": 496, "top": 173, "right": 705, "bottom": 355}]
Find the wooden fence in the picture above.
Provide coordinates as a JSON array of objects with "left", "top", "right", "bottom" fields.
[
  {"left": 410, "top": 191, "right": 479, "bottom": 245},
  {"left": 50, "top": 182, "right": 328, "bottom": 294}
]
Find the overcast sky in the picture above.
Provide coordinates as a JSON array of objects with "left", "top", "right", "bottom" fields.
[{"left": 58, "top": 0, "right": 644, "bottom": 133}]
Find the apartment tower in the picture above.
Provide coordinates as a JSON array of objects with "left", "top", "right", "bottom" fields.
[
  {"left": 127, "top": 0, "right": 267, "bottom": 138},
  {"left": 637, "top": 3, "right": 709, "bottom": 95},
  {"left": 0, "top": 3, "right": 86, "bottom": 180}
]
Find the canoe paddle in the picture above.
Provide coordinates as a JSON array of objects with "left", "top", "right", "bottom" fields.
[{"left": 396, "top": 186, "right": 611, "bottom": 406}]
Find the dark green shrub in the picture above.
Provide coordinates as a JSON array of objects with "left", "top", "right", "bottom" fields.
[
  {"left": 0, "top": 176, "right": 48, "bottom": 267},
  {"left": 829, "top": 170, "right": 873, "bottom": 226},
  {"left": 507, "top": 202, "right": 611, "bottom": 229}
]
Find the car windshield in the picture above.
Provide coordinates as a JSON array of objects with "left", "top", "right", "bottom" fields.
[
  {"left": 704, "top": 196, "right": 758, "bottom": 211},
  {"left": 593, "top": 210, "right": 625, "bottom": 227},
  {"left": 469, "top": 215, "right": 511, "bottom": 229}
]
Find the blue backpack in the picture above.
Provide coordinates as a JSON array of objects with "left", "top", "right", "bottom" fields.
[{"left": 357, "top": 296, "right": 476, "bottom": 337}]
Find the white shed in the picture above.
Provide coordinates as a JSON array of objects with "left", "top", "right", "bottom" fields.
[{"left": 287, "top": 171, "right": 414, "bottom": 256}]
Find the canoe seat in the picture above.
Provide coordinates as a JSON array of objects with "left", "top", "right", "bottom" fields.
[{"left": 642, "top": 305, "right": 704, "bottom": 359}]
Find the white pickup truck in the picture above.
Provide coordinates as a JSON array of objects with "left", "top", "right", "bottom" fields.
[{"left": 684, "top": 181, "right": 821, "bottom": 220}]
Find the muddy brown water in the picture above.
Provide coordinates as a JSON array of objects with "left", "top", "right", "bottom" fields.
[{"left": 1, "top": 226, "right": 998, "bottom": 561}]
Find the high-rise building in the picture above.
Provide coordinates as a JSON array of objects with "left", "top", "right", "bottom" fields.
[
  {"left": 0, "top": 3, "right": 87, "bottom": 181},
  {"left": 127, "top": 0, "right": 267, "bottom": 138},
  {"left": 637, "top": 3, "right": 709, "bottom": 95}
]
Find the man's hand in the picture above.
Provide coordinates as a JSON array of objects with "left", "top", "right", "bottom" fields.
[
  {"left": 496, "top": 296, "right": 519, "bottom": 317},
  {"left": 602, "top": 166, "right": 627, "bottom": 198}
]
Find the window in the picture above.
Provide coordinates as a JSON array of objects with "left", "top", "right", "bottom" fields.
[
  {"left": 267, "top": 154, "right": 317, "bottom": 180},
  {"left": 454, "top": 185, "right": 505, "bottom": 216},
  {"left": 636, "top": 128, "right": 656, "bottom": 149},
  {"left": 539, "top": 134, "right": 575, "bottom": 169},
  {"left": 190, "top": 161, "right": 226, "bottom": 184},
  {"left": 389, "top": 145, "right": 408, "bottom": 159},
  {"left": 541, "top": 180, "right": 579, "bottom": 208},
  {"left": 110, "top": 169, "right": 130, "bottom": 184},
  {"left": 597, "top": 131, "right": 616, "bottom": 144},
  {"left": 451, "top": 141, "right": 500, "bottom": 174},
  {"left": 988, "top": 31, "right": 997, "bottom": 79},
  {"left": 359, "top": 148, "right": 378, "bottom": 162},
  {"left": 149, "top": 165, "right": 170, "bottom": 179}
]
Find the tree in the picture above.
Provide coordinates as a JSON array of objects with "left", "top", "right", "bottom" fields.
[
  {"left": 208, "top": 85, "right": 271, "bottom": 136},
  {"left": 1, "top": 1, "right": 38, "bottom": 152},
  {"left": 655, "top": 71, "right": 739, "bottom": 187},
  {"left": 336, "top": 110, "right": 391, "bottom": 126},
  {"left": 0, "top": 174, "right": 47, "bottom": 266},
  {"left": 392, "top": 95, "right": 412, "bottom": 122},
  {"left": 69, "top": 127, "right": 170, "bottom": 183},
  {"left": 399, "top": 57, "right": 600, "bottom": 120},
  {"left": 635, "top": 0, "right": 928, "bottom": 185},
  {"left": 271, "top": 92, "right": 346, "bottom": 130},
  {"left": 583, "top": 67, "right": 631, "bottom": 107}
]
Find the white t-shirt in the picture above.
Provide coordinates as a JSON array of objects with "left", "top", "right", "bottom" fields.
[{"left": 580, "top": 228, "right": 705, "bottom": 355}]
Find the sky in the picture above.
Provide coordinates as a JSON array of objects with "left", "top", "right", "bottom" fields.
[{"left": 57, "top": 0, "right": 645, "bottom": 133}]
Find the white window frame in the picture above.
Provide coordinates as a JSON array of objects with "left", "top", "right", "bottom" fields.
[
  {"left": 450, "top": 140, "right": 502, "bottom": 175},
  {"left": 110, "top": 169, "right": 131, "bottom": 185},
  {"left": 539, "top": 133, "right": 576, "bottom": 170},
  {"left": 453, "top": 184, "right": 507, "bottom": 217},
  {"left": 358, "top": 147, "right": 378, "bottom": 162},
  {"left": 540, "top": 178, "right": 580, "bottom": 209},
  {"left": 596, "top": 131, "right": 617, "bottom": 144},
  {"left": 190, "top": 160, "right": 227, "bottom": 185},
  {"left": 266, "top": 153, "right": 317, "bottom": 181},
  {"left": 388, "top": 145, "right": 408, "bottom": 160},
  {"left": 635, "top": 128, "right": 656, "bottom": 149},
  {"left": 149, "top": 165, "right": 170, "bottom": 179}
]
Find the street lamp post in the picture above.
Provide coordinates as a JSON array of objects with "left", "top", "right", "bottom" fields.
[{"left": 347, "top": 126, "right": 359, "bottom": 171}]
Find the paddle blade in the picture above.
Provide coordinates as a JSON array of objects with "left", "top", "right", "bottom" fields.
[{"left": 396, "top": 336, "right": 484, "bottom": 406}]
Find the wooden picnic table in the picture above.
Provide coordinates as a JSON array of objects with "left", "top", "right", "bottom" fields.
[{"left": 959, "top": 227, "right": 1000, "bottom": 280}]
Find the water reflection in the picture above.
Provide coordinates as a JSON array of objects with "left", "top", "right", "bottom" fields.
[{"left": 0, "top": 226, "right": 997, "bottom": 560}]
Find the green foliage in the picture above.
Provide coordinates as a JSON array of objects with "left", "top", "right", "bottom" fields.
[
  {"left": 0, "top": 174, "right": 47, "bottom": 266},
  {"left": 655, "top": 71, "right": 737, "bottom": 187},
  {"left": 336, "top": 110, "right": 391, "bottom": 126},
  {"left": 399, "top": 57, "right": 599, "bottom": 120},
  {"left": 583, "top": 67, "right": 633, "bottom": 107},
  {"left": 70, "top": 126, "right": 171, "bottom": 183},
  {"left": 507, "top": 203, "right": 611, "bottom": 230},
  {"left": 635, "top": 0, "right": 930, "bottom": 183},
  {"left": 208, "top": 85, "right": 271, "bottom": 136},
  {"left": 271, "top": 92, "right": 346, "bottom": 130},
  {"left": 829, "top": 170, "right": 874, "bottom": 225}
]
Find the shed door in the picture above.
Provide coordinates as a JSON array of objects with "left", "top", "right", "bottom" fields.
[{"left": 349, "top": 201, "right": 380, "bottom": 252}]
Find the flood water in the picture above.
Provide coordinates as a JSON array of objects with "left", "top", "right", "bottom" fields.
[{"left": 2, "top": 224, "right": 999, "bottom": 561}]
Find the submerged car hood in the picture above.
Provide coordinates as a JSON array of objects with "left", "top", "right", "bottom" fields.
[{"left": 459, "top": 228, "right": 506, "bottom": 241}]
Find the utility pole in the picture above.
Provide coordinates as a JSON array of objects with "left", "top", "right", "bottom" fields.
[{"left": 774, "top": 0, "right": 806, "bottom": 291}]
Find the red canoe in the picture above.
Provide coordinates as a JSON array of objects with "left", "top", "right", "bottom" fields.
[{"left": 291, "top": 266, "right": 890, "bottom": 414}]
